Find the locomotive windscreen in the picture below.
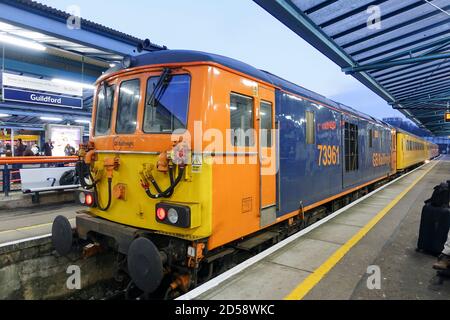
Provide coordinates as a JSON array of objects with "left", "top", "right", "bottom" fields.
[{"left": 144, "top": 74, "right": 191, "bottom": 133}]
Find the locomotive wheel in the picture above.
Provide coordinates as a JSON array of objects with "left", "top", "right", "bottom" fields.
[
  {"left": 127, "top": 237, "right": 164, "bottom": 293},
  {"left": 51, "top": 215, "right": 74, "bottom": 256}
]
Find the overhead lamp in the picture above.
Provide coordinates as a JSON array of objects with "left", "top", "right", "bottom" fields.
[
  {"left": 445, "top": 112, "right": 450, "bottom": 123},
  {"left": 40, "top": 116, "right": 62, "bottom": 122},
  {"left": 0, "top": 34, "right": 46, "bottom": 51},
  {"left": 51, "top": 78, "right": 95, "bottom": 90}
]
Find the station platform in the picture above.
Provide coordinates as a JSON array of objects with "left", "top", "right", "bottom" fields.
[
  {"left": 180, "top": 156, "right": 449, "bottom": 300},
  {"left": 0, "top": 204, "right": 77, "bottom": 246}
]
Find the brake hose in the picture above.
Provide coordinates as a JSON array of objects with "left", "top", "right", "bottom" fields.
[
  {"left": 78, "top": 160, "right": 96, "bottom": 190},
  {"left": 95, "top": 178, "right": 112, "bottom": 211},
  {"left": 144, "top": 166, "right": 185, "bottom": 199}
]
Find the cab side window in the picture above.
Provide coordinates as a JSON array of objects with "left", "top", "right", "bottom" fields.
[
  {"left": 116, "top": 79, "right": 140, "bottom": 134},
  {"left": 230, "top": 93, "right": 254, "bottom": 147},
  {"left": 260, "top": 101, "right": 273, "bottom": 148},
  {"left": 95, "top": 84, "right": 115, "bottom": 136}
]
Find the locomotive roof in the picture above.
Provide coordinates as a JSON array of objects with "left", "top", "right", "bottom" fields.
[{"left": 118, "top": 50, "right": 388, "bottom": 126}]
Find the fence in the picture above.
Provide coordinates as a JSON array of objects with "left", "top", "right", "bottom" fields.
[{"left": 0, "top": 157, "right": 78, "bottom": 196}]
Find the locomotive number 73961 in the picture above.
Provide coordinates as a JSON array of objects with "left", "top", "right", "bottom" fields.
[{"left": 317, "top": 145, "right": 340, "bottom": 166}]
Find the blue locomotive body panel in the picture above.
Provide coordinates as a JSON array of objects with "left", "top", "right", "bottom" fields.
[{"left": 275, "top": 89, "right": 392, "bottom": 217}]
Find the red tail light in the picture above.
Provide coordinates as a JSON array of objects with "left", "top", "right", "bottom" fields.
[
  {"left": 156, "top": 207, "right": 167, "bottom": 221},
  {"left": 85, "top": 193, "right": 94, "bottom": 207}
]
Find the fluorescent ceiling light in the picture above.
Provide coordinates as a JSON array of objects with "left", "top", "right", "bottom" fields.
[
  {"left": 0, "top": 34, "right": 46, "bottom": 51},
  {"left": 40, "top": 116, "right": 62, "bottom": 122},
  {"left": 75, "top": 119, "right": 91, "bottom": 124},
  {"left": 52, "top": 78, "right": 95, "bottom": 90},
  {"left": 0, "top": 114, "right": 10, "bottom": 118}
]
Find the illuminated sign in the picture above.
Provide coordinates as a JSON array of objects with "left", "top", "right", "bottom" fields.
[{"left": 3, "top": 88, "right": 82, "bottom": 109}]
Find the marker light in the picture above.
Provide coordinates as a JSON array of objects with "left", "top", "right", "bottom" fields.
[
  {"left": 78, "top": 192, "right": 86, "bottom": 205},
  {"left": 156, "top": 207, "right": 167, "bottom": 221},
  {"left": 85, "top": 193, "right": 94, "bottom": 207},
  {"left": 0, "top": 34, "right": 46, "bottom": 51},
  {"left": 168, "top": 208, "right": 179, "bottom": 224}
]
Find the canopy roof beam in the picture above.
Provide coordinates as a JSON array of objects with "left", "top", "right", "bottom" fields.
[{"left": 343, "top": 53, "right": 450, "bottom": 74}]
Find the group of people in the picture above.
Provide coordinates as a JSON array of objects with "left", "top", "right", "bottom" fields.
[
  {"left": 14, "top": 139, "right": 56, "bottom": 157},
  {"left": 7, "top": 139, "right": 77, "bottom": 157}
]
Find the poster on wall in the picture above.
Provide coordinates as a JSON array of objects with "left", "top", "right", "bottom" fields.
[{"left": 44, "top": 124, "right": 84, "bottom": 157}]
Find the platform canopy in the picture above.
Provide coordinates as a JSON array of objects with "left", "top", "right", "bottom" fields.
[
  {"left": 0, "top": 0, "right": 164, "bottom": 132},
  {"left": 254, "top": 0, "right": 450, "bottom": 136}
]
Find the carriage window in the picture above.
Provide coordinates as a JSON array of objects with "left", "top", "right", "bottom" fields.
[
  {"left": 230, "top": 93, "right": 254, "bottom": 147},
  {"left": 144, "top": 74, "right": 190, "bottom": 133},
  {"left": 116, "top": 79, "right": 140, "bottom": 134},
  {"left": 94, "top": 84, "right": 115, "bottom": 136},
  {"left": 369, "top": 129, "right": 373, "bottom": 148},
  {"left": 306, "top": 111, "right": 315, "bottom": 145},
  {"left": 344, "top": 122, "right": 359, "bottom": 172},
  {"left": 260, "top": 101, "right": 273, "bottom": 147}
]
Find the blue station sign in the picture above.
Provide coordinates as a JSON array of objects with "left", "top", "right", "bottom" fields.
[{"left": 2, "top": 88, "right": 83, "bottom": 109}]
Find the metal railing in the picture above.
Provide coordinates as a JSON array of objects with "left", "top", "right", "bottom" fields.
[{"left": 0, "top": 156, "right": 78, "bottom": 197}]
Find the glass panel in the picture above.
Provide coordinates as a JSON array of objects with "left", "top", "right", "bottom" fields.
[
  {"left": 230, "top": 93, "right": 254, "bottom": 147},
  {"left": 94, "top": 84, "right": 115, "bottom": 136},
  {"left": 306, "top": 111, "right": 315, "bottom": 145},
  {"left": 143, "top": 74, "right": 190, "bottom": 133},
  {"left": 260, "top": 101, "right": 273, "bottom": 148},
  {"left": 116, "top": 79, "right": 140, "bottom": 134}
]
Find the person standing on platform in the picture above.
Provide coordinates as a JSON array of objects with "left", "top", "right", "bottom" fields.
[
  {"left": 44, "top": 140, "right": 54, "bottom": 157},
  {"left": 64, "top": 144, "right": 76, "bottom": 156},
  {"left": 23, "top": 146, "right": 35, "bottom": 157},
  {"left": 15, "top": 139, "right": 26, "bottom": 157},
  {"left": 5, "top": 144, "right": 12, "bottom": 157}
]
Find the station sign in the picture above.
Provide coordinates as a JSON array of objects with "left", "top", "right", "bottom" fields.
[
  {"left": 1, "top": 72, "right": 83, "bottom": 109},
  {"left": 2, "top": 73, "right": 82, "bottom": 96},
  {"left": 2, "top": 88, "right": 83, "bottom": 109},
  {"left": 445, "top": 112, "right": 450, "bottom": 123}
]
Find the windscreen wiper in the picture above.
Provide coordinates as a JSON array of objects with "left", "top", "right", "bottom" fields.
[
  {"left": 147, "top": 68, "right": 172, "bottom": 107},
  {"left": 102, "top": 81, "right": 111, "bottom": 110}
]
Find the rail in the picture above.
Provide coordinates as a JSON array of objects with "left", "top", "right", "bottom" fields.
[{"left": 0, "top": 156, "right": 78, "bottom": 197}]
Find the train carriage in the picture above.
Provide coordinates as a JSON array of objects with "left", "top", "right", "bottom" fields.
[{"left": 51, "top": 50, "right": 438, "bottom": 298}]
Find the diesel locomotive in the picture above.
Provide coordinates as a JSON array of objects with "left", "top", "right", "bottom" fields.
[{"left": 51, "top": 50, "right": 439, "bottom": 298}]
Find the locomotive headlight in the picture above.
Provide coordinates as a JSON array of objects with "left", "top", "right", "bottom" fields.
[
  {"left": 167, "top": 208, "right": 179, "bottom": 224},
  {"left": 78, "top": 192, "right": 86, "bottom": 205}
]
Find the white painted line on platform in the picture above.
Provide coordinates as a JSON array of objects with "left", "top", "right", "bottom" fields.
[
  {"left": 177, "top": 158, "right": 440, "bottom": 300},
  {"left": 0, "top": 233, "right": 51, "bottom": 248}
]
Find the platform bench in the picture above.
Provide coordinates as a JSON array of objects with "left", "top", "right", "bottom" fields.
[{"left": 20, "top": 167, "right": 81, "bottom": 203}]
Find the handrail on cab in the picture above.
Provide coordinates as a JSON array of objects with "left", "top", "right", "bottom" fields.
[{"left": 0, "top": 156, "right": 78, "bottom": 165}]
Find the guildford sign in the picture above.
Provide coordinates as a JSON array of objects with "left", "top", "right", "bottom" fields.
[{"left": 2, "top": 73, "right": 83, "bottom": 109}]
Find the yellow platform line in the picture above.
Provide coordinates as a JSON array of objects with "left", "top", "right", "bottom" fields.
[
  {"left": 0, "top": 218, "right": 75, "bottom": 235},
  {"left": 284, "top": 161, "right": 439, "bottom": 300}
]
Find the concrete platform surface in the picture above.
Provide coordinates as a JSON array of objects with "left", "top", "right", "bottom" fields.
[
  {"left": 0, "top": 204, "right": 79, "bottom": 245},
  {"left": 193, "top": 157, "right": 448, "bottom": 300}
]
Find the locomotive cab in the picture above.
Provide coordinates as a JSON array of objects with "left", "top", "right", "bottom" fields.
[{"left": 52, "top": 50, "right": 278, "bottom": 297}]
